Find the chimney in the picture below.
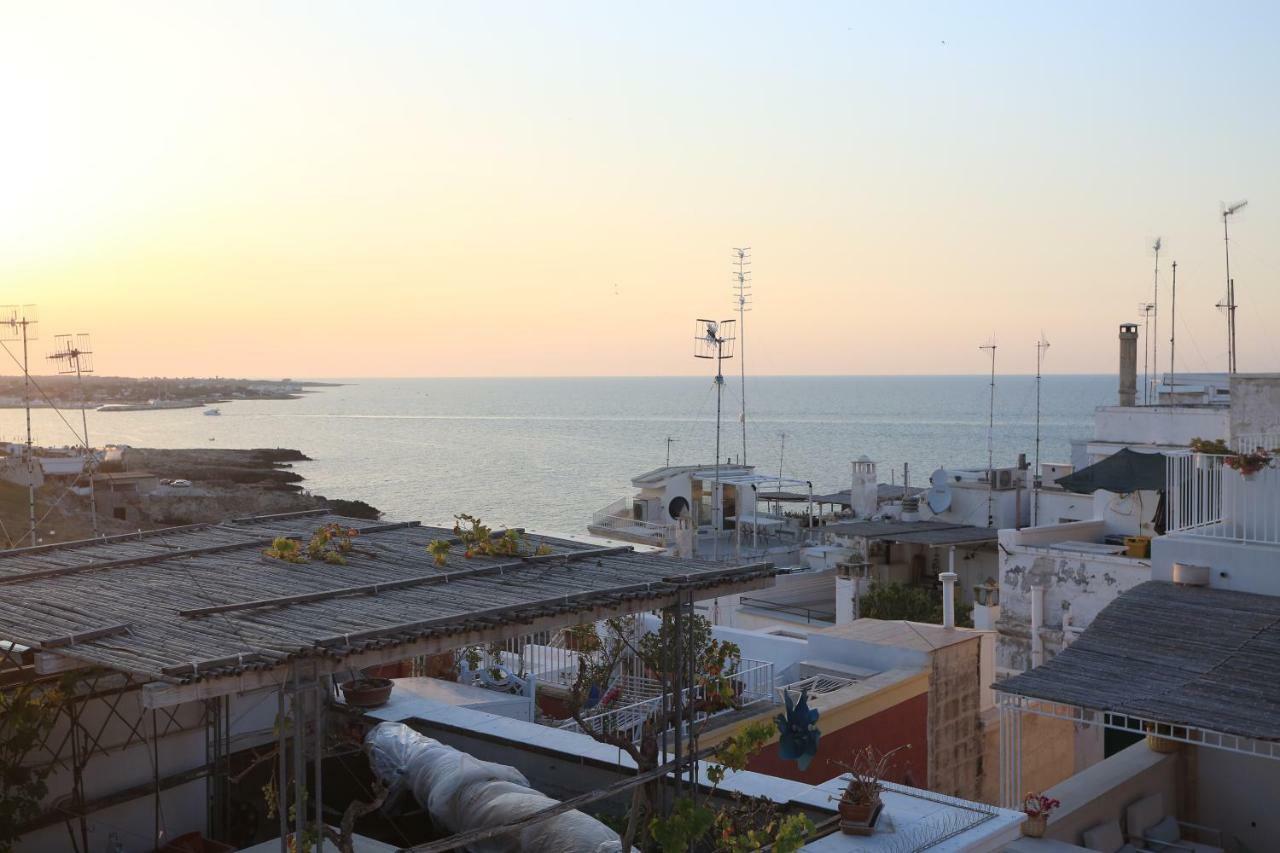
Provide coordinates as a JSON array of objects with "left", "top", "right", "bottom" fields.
[
  {"left": 1118, "top": 323, "right": 1138, "bottom": 406},
  {"left": 940, "top": 570, "right": 958, "bottom": 629}
]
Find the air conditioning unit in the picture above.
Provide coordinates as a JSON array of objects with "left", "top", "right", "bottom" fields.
[{"left": 996, "top": 469, "right": 1013, "bottom": 489}]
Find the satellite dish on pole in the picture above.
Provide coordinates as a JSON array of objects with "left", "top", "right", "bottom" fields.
[{"left": 927, "top": 468, "right": 953, "bottom": 513}]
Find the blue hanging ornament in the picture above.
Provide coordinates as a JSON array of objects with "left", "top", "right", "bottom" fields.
[{"left": 775, "top": 686, "right": 821, "bottom": 770}]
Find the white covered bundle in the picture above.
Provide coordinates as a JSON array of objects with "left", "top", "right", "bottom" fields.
[{"left": 364, "top": 721, "right": 630, "bottom": 853}]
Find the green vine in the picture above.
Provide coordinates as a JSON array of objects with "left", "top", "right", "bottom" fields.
[{"left": 0, "top": 682, "right": 66, "bottom": 852}]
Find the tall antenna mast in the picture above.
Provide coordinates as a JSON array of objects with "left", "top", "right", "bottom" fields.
[
  {"left": 1218, "top": 200, "right": 1247, "bottom": 373},
  {"left": 979, "top": 340, "right": 997, "bottom": 528},
  {"left": 777, "top": 432, "right": 787, "bottom": 491},
  {"left": 1150, "top": 237, "right": 1161, "bottom": 402},
  {"left": 1035, "top": 335, "right": 1049, "bottom": 472},
  {"left": 732, "top": 248, "right": 751, "bottom": 466},
  {"left": 665, "top": 436, "right": 678, "bottom": 467},
  {"left": 0, "top": 306, "right": 39, "bottom": 546},
  {"left": 1138, "top": 302, "right": 1154, "bottom": 404},
  {"left": 49, "top": 334, "right": 98, "bottom": 538},
  {"left": 694, "top": 318, "right": 736, "bottom": 560},
  {"left": 1169, "top": 260, "right": 1178, "bottom": 390},
  {"left": 1033, "top": 334, "right": 1049, "bottom": 527}
]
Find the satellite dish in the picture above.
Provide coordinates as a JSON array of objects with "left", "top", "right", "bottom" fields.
[{"left": 927, "top": 468, "right": 953, "bottom": 513}]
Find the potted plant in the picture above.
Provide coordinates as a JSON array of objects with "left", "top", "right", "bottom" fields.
[
  {"left": 1021, "top": 792, "right": 1060, "bottom": 837},
  {"left": 1223, "top": 446, "right": 1274, "bottom": 479},
  {"left": 828, "top": 745, "right": 908, "bottom": 835}
]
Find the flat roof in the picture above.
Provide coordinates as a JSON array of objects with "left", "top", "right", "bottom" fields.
[
  {"left": 0, "top": 511, "right": 775, "bottom": 690},
  {"left": 822, "top": 519, "right": 996, "bottom": 547},
  {"left": 816, "top": 618, "right": 982, "bottom": 652},
  {"left": 997, "top": 581, "right": 1280, "bottom": 742}
]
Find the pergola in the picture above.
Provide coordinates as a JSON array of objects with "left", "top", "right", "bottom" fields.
[
  {"left": 0, "top": 509, "right": 777, "bottom": 850},
  {"left": 994, "top": 580, "right": 1280, "bottom": 807}
]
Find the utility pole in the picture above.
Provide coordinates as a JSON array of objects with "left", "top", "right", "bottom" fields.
[
  {"left": 732, "top": 248, "right": 751, "bottom": 466},
  {"left": 665, "top": 436, "right": 677, "bottom": 467},
  {"left": 980, "top": 341, "right": 997, "bottom": 528}
]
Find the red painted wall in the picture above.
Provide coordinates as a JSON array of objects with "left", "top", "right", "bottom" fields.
[{"left": 746, "top": 692, "right": 929, "bottom": 788}]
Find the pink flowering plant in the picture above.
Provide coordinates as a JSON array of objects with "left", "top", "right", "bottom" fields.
[{"left": 1022, "top": 792, "right": 1061, "bottom": 818}]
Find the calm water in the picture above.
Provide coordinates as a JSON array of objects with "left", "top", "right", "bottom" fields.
[{"left": 2, "top": 376, "right": 1112, "bottom": 535}]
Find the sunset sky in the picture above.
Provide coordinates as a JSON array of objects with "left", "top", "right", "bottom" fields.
[{"left": 2, "top": 2, "right": 1277, "bottom": 378}]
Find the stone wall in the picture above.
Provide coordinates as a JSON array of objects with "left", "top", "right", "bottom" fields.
[
  {"left": 995, "top": 532, "right": 1150, "bottom": 673},
  {"left": 926, "top": 637, "right": 984, "bottom": 800}
]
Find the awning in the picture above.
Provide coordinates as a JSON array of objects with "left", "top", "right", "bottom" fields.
[
  {"left": 1055, "top": 448, "right": 1167, "bottom": 494},
  {"left": 996, "top": 581, "right": 1280, "bottom": 742}
]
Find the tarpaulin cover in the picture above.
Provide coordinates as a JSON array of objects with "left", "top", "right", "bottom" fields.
[
  {"left": 364, "top": 721, "right": 630, "bottom": 853},
  {"left": 1054, "top": 448, "right": 1167, "bottom": 494}
]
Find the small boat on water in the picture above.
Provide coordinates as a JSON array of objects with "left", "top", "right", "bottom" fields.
[{"left": 204, "top": 408, "right": 221, "bottom": 416}]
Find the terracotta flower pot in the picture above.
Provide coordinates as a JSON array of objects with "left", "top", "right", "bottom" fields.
[
  {"left": 1022, "top": 814, "right": 1048, "bottom": 837},
  {"left": 838, "top": 796, "right": 882, "bottom": 835},
  {"left": 340, "top": 677, "right": 394, "bottom": 708}
]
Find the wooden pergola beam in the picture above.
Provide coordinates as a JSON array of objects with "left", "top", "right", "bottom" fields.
[{"left": 140, "top": 573, "right": 774, "bottom": 708}]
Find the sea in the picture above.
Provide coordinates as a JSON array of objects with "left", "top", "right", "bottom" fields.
[{"left": 2, "top": 376, "right": 1113, "bottom": 536}]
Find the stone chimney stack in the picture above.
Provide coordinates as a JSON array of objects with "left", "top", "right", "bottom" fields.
[{"left": 1118, "top": 323, "right": 1138, "bottom": 407}]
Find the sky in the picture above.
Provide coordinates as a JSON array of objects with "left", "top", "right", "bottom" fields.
[{"left": 2, "top": 2, "right": 1278, "bottom": 378}]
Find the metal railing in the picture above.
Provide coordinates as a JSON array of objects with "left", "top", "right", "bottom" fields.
[
  {"left": 558, "top": 657, "right": 775, "bottom": 743},
  {"left": 738, "top": 597, "right": 835, "bottom": 624},
  {"left": 1166, "top": 452, "right": 1280, "bottom": 545}
]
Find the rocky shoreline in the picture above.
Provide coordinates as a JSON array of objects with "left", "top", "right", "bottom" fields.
[{"left": 2, "top": 447, "right": 379, "bottom": 547}]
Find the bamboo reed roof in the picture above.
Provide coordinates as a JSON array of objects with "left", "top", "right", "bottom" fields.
[
  {"left": 0, "top": 510, "right": 775, "bottom": 687},
  {"left": 997, "top": 581, "right": 1280, "bottom": 741}
]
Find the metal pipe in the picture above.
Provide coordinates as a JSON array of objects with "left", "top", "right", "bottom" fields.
[
  {"left": 940, "top": 566, "right": 958, "bottom": 630},
  {"left": 277, "top": 684, "right": 288, "bottom": 852}
]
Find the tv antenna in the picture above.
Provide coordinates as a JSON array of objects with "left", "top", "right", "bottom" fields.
[
  {"left": 49, "top": 334, "right": 99, "bottom": 538},
  {"left": 1033, "top": 334, "right": 1049, "bottom": 526},
  {"left": 694, "top": 318, "right": 736, "bottom": 560},
  {"left": 1138, "top": 303, "right": 1154, "bottom": 404},
  {"left": 1218, "top": 200, "right": 1247, "bottom": 373},
  {"left": 1150, "top": 237, "right": 1161, "bottom": 403},
  {"left": 979, "top": 339, "right": 997, "bottom": 528},
  {"left": 0, "top": 306, "right": 39, "bottom": 545},
  {"left": 1169, "top": 260, "right": 1178, "bottom": 389},
  {"left": 665, "top": 436, "right": 678, "bottom": 467},
  {"left": 732, "top": 248, "right": 751, "bottom": 466}
]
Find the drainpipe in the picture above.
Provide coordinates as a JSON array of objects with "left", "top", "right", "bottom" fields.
[
  {"left": 751, "top": 484, "right": 759, "bottom": 552},
  {"left": 940, "top": 567, "right": 958, "bottom": 629},
  {"left": 1030, "top": 583, "right": 1045, "bottom": 668}
]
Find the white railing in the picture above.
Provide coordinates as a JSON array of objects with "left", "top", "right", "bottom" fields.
[
  {"left": 1166, "top": 452, "right": 1280, "bottom": 545},
  {"left": 559, "top": 658, "right": 775, "bottom": 743},
  {"left": 590, "top": 496, "right": 631, "bottom": 527},
  {"left": 1234, "top": 433, "right": 1280, "bottom": 454},
  {"left": 589, "top": 497, "right": 672, "bottom": 543}
]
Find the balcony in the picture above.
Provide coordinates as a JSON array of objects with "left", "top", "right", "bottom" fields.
[
  {"left": 1165, "top": 440, "right": 1280, "bottom": 546},
  {"left": 588, "top": 496, "right": 672, "bottom": 546}
]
